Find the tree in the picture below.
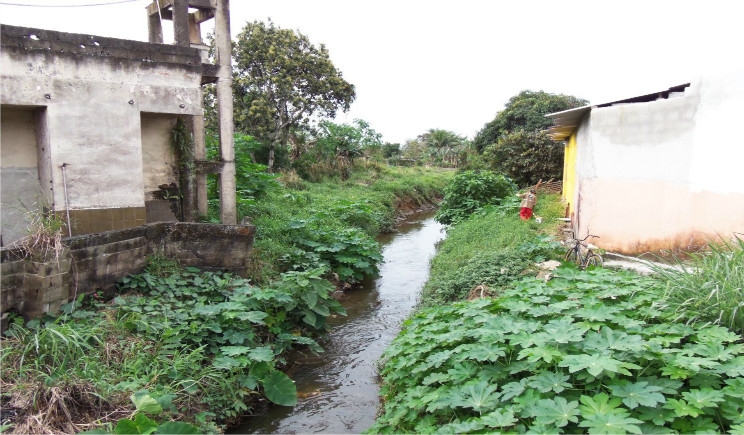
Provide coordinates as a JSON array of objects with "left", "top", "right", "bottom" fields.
[
  {"left": 472, "top": 90, "right": 587, "bottom": 186},
  {"left": 401, "top": 129, "right": 469, "bottom": 167},
  {"left": 472, "top": 90, "right": 587, "bottom": 152},
  {"left": 232, "top": 20, "right": 356, "bottom": 172}
]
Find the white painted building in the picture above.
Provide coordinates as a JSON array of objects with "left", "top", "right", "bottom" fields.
[{"left": 547, "top": 71, "right": 744, "bottom": 255}]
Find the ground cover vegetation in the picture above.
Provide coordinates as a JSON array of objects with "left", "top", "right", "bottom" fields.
[
  {"left": 0, "top": 161, "right": 452, "bottom": 434},
  {"left": 370, "top": 190, "right": 744, "bottom": 433}
]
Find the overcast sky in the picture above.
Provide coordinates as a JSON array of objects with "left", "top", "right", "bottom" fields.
[{"left": 2, "top": 0, "right": 743, "bottom": 144}]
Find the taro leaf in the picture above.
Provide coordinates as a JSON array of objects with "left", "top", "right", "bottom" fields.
[
  {"left": 452, "top": 381, "right": 501, "bottom": 413},
  {"left": 533, "top": 397, "right": 580, "bottom": 428},
  {"left": 115, "top": 413, "right": 157, "bottom": 435},
  {"left": 261, "top": 370, "right": 298, "bottom": 407},
  {"left": 579, "top": 393, "right": 623, "bottom": 417},
  {"left": 155, "top": 421, "right": 201, "bottom": 434},
  {"left": 480, "top": 409, "right": 517, "bottom": 428},
  {"left": 682, "top": 388, "right": 726, "bottom": 409},
  {"left": 578, "top": 412, "right": 643, "bottom": 434},
  {"left": 527, "top": 371, "right": 571, "bottom": 393},
  {"left": 131, "top": 392, "right": 162, "bottom": 415},
  {"left": 609, "top": 381, "right": 665, "bottom": 409}
]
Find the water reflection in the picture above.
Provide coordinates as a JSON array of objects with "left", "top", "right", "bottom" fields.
[{"left": 232, "top": 212, "right": 444, "bottom": 434}]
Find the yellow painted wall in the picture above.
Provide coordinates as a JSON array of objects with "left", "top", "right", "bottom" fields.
[{"left": 562, "top": 133, "right": 577, "bottom": 215}]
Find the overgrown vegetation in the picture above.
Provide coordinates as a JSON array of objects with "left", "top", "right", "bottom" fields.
[
  {"left": 652, "top": 235, "right": 744, "bottom": 336},
  {"left": 370, "top": 267, "right": 744, "bottom": 434},
  {"left": 434, "top": 170, "right": 518, "bottom": 225},
  {"left": 0, "top": 165, "right": 453, "bottom": 434},
  {"left": 371, "top": 193, "right": 744, "bottom": 434}
]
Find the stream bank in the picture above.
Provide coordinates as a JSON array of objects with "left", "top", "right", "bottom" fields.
[{"left": 229, "top": 211, "right": 445, "bottom": 434}]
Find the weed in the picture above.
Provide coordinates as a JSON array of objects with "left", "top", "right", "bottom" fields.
[{"left": 652, "top": 234, "right": 744, "bottom": 335}]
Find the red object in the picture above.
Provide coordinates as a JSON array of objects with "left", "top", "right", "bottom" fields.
[{"left": 520, "top": 207, "right": 533, "bottom": 220}]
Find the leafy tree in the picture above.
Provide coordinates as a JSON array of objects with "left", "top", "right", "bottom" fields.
[
  {"left": 472, "top": 90, "right": 587, "bottom": 152},
  {"left": 485, "top": 130, "right": 565, "bottom": 187},
  {"left": 400, "top": 129, "right": 469, "bottom": 167},
  {"left": 472, "top": 90, "right": 587, "bottom": 186},
  {"left": 232, "top": 20, "right": 356, "bottom": 172}
]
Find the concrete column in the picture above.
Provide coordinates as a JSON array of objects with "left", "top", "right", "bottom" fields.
[
  {"left": 148, "top": 11, "right": 164, "bottom": 43},
  {"left": 192, "top": 115, "right": 209, "bottom": 217},
  {"left": 172, "top": 0, "right": 190, "bottom": 47},
  {"left": 215, "top": 0, "right": 236, "bottom": 224}
]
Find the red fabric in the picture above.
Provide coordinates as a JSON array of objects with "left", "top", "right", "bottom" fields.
[{"left": 520, "top": 207, "right": 533, "bottom": 220}]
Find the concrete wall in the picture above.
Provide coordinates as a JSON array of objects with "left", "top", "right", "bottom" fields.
[
  {"left": 1, "top": 107, "right": 43, "bottom": 245},
  {"left": 0, "top": 24, "right": 205, "bottom": 245},
  {"left": 571, "top": 72, "right": 744, "bottom": 254},
  {"left": 0, "top": 222, "right": 256, "bottom": 329}
]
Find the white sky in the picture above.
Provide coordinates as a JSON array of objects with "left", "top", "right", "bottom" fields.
[{"left": 1, "top": 0, "right": 743, "bottom": 145}]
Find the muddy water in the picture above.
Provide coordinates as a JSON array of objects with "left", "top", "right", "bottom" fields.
[{"left": 231, "top": 212, "right": 444, "bottom": 434}]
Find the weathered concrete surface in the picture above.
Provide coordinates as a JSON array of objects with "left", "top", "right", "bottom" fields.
[
  {"left": 561, "top": 72, "right": 744, "bottom": 254},
  {"left": 0, "top": 24, "right": 211, "bottom": 245},
  {"left": 0, "top": 221, "right": 256, "bottom": 329}
]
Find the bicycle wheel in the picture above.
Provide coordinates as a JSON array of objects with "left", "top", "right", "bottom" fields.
[
  {"left": 564, "top": 248, "right": 580, "bottom": 265},
  {"left": 584, "top": 253, "right": 604, "bottom": 268}
]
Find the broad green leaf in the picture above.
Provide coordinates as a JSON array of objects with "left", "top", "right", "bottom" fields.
[
  {"left": 220, "top": 346, "right": 251, "bottom": 357},
  {"left": 578, "top": 412, "right": 643, "bottom": 434},
  {"left": 192, "top": 304, "right": 221, "bottom": 316},
  {"left": 518, "top": 345, "right": 563, "bottom": 363},
  {"left": 115, "top": 413, "right": 157, "bottom": 435},
  {"left": 481, "top": 409, "right": 517, "bottom": 428},
  {"left": 527, "top": 371, "right": 571, "bottom": 393},
  {"left": 579, "top": 393, "right": 623, "bottom": 417},
  {"left": 452, "top": 381, "right": 501, "bottom": 413},
  {"left": 559, "top": 354, "right": 630, "bottom": 377},
  {"left": 663, "top": 398, "right": 704, "bottom": 417},
  {"left": 261, "top": 370, "right": 297, "bottom": 407},
  {"left": 533, "top": 397, "right": 580, "bottom": 428},
  {"left": 609, "top": 381, "right": 665, "bottom": 409},
  {"left": 681, "top": 388, "right": 726, "bottom": 409},
  {"left": 131, "top": 393, "right": 162, "bottom": 415},
  {"left": 155, "top": 421, "right": 201, "bottom": 434},
  {"left": 236, "top": 310, "right": 269, "bottom": 324},
  {"left": 248, "top": 346, "right": 275, "bottom": 362},
  {"left": 302, "top": 291, "right": 318, "bottom": 309}
]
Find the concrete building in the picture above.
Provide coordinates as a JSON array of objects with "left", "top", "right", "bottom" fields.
[
  {"left": 0, "top": 0, "right": 247, "bottom": 326},
  {"left": 547, "top": 71, "right": 744, "bottom": 255}
]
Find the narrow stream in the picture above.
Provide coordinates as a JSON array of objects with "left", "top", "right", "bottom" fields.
[{"left": 231, "top": 211, "right": 444, "bottom": 434}]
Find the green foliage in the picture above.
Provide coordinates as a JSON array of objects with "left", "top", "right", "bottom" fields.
[
  {"left": 472, "top": 90, "right": 587, "bottom": 187},
  {"left": 369, "top": 267, "right": 744, "bottom": 434},
  {"left": 400, "top": 129, "right": 469, "bottom": 168},
  {"left": 435, "top": 170, "right": 517, "bottom": 225},
  {"left": 281, "top": 216, "right": 383, "bottom": 284},
  {"left": 232, "top": 19, "right": 356, "bottom": 171},
  {"left": 81, "top": 392, "right": 201, "bottom": 434},
  {"left": 472, "top": 90, "right": 588, "bottom": 153},
  {"left": 485, "top": 130, "right": 565, "bottom": 187},
  {"left": 652, "top": 235, "right": 744, "bottom": 335}
]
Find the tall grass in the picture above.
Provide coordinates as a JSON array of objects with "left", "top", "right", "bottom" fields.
[{"left": 652, "top": 234, "right": 744, "bottom": 335}]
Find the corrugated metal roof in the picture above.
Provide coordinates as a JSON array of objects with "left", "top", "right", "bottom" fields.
[{"left": 544, "top": 83, "right": 690, "bottom": 141}]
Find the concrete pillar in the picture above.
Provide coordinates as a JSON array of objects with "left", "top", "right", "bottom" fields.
[
  {"left": 215, "top": 0, "right": 236, "bottom": 224},
  {"left": 172, "top": 0, "right": 190, "bottom": 47},
  {"left": 192, "top": 115, "right": 208, "bottom": 217},
  {"left": 148, "top": 11, "right": 164, "bottom": 43}
]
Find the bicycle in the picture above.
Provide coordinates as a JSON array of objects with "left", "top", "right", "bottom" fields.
[{"left": 564, "top": 232, "right": 603, "bottom": 268}]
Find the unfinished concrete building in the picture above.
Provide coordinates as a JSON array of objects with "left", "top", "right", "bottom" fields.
[{"left": 1, "top": 0, "right": 246, "bottom": 326}]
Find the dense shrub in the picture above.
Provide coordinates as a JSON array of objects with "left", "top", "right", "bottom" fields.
[{"left": 435, "top": 170, "right": 517, "bottom": 225}]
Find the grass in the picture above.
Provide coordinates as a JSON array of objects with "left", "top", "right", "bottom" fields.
[
  {"left": 421, "top": 193, "right": 565, "bottom": 306},
  {"left": 652, "top": 234, "right": 744, "bottom": 335}
]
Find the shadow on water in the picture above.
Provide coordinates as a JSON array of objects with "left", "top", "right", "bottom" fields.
[{"left": 228, "top": 211, "right": 445, "bottom": 434}]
